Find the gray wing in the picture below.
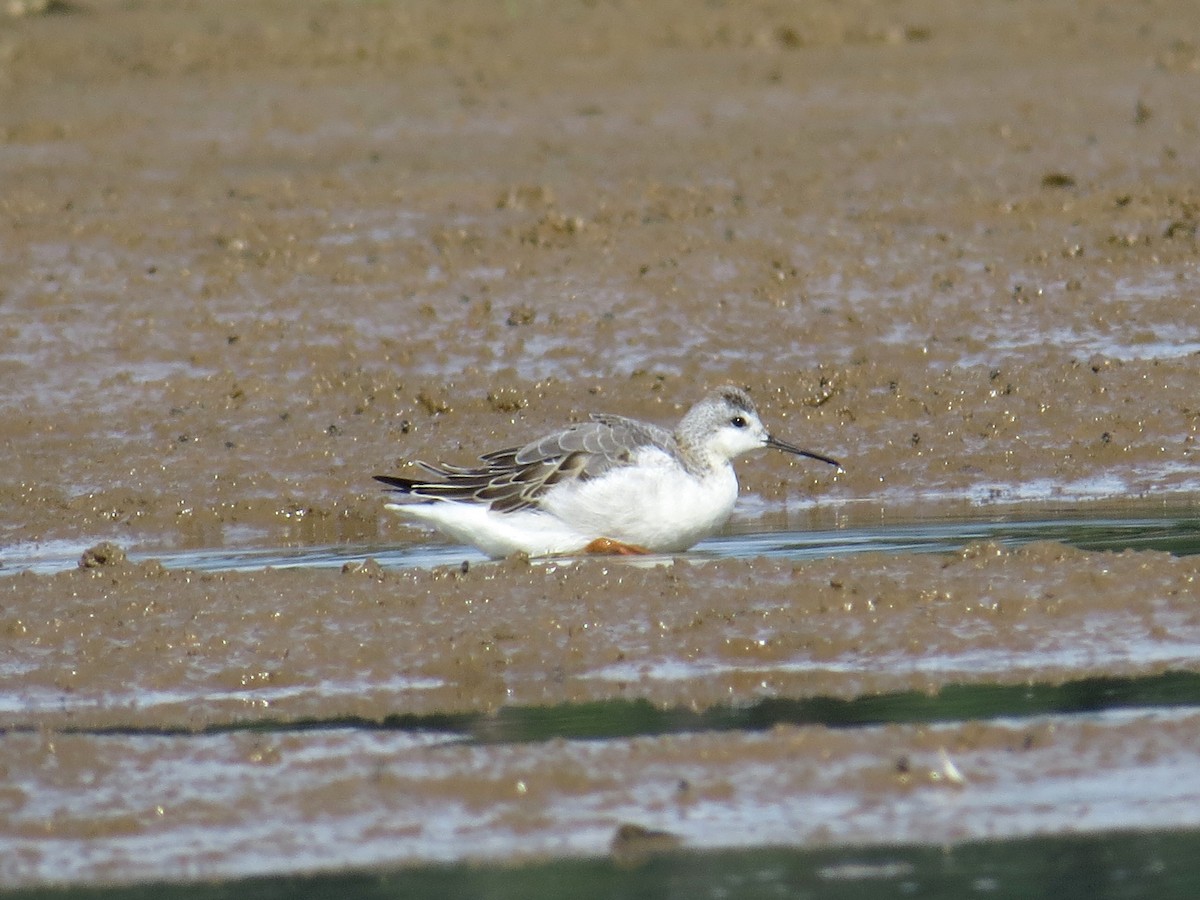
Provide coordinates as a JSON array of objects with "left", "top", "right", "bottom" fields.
[{"left": 378, "top": 415, "right": 676, "bottom": 513}]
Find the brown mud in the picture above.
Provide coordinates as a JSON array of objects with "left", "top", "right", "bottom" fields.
[
  {"left": 3, "top": 542, "right": 1200, "bottom": 730},
  {"left": 2, "top": 0, "right": 1200, "bottom": 888}
]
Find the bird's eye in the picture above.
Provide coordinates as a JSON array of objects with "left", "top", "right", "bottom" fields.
[{"left": 731, "top": 415, "right": 748, "bottom": 429}]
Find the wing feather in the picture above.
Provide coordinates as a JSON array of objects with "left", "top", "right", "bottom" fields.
[{"left": 375, "top": 416, "right": 678, "bottom": 512}]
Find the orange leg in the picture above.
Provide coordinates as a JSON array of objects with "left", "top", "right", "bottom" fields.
[{"left": 583, "top": 537, "right": 651, "bottom": 556}]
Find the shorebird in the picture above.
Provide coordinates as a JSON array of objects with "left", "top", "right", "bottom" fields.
[{"left": 375, "top": 385, "right": 841, "bottom": 558}]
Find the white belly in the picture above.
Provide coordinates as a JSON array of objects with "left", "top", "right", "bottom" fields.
[
  {"left": 541, "top": 449, "right": 739, "bottom": 552},
  {"left": 386, "top": 500, "right": 593, "bottom": 558}
]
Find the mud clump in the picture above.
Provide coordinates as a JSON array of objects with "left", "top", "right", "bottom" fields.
[{"left": 79, "top": 542, "right": 127, "bottom": 569}]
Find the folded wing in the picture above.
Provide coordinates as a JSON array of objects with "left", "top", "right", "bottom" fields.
[{"left": 374, "top": 414, "right": 675, "bottom": 513}]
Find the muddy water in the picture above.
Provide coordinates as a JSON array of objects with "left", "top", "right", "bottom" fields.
[{"left": 3, "top": 0, "right": 1200, "bottom": 894}]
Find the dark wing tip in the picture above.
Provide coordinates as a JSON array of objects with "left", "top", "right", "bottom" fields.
[{"left": 374, "top": 474, "right": 419, "bottom": 492}]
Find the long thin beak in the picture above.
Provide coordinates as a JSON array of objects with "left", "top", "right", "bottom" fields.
[{"left": 766, "top": 435, "right": 844, "bottom": 472}]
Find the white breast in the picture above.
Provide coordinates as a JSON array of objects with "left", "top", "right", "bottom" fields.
[{"left": 541, "top": 448, "right": 739, "bottom": 552}]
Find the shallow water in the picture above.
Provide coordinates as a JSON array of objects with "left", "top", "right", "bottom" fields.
[
  {"left": 5, "top": 680, "right": 1200, "bottom": 893},
  {"left": 5, "top": 510, "right": 1200, "bottom": 576},
  {"left": 9, "top": 830, "right": 1200, "bottom": 900}
]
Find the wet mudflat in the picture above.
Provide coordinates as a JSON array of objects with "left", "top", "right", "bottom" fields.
[
  {"left": 5, "top": 519, "right": 1200, "bottom": 895},
  {"left": 2, "top": 0, "right": 1200, "bottom": 895},
  {"left": 4, "top": 536, "right": 1200, "bottom": 729}
]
